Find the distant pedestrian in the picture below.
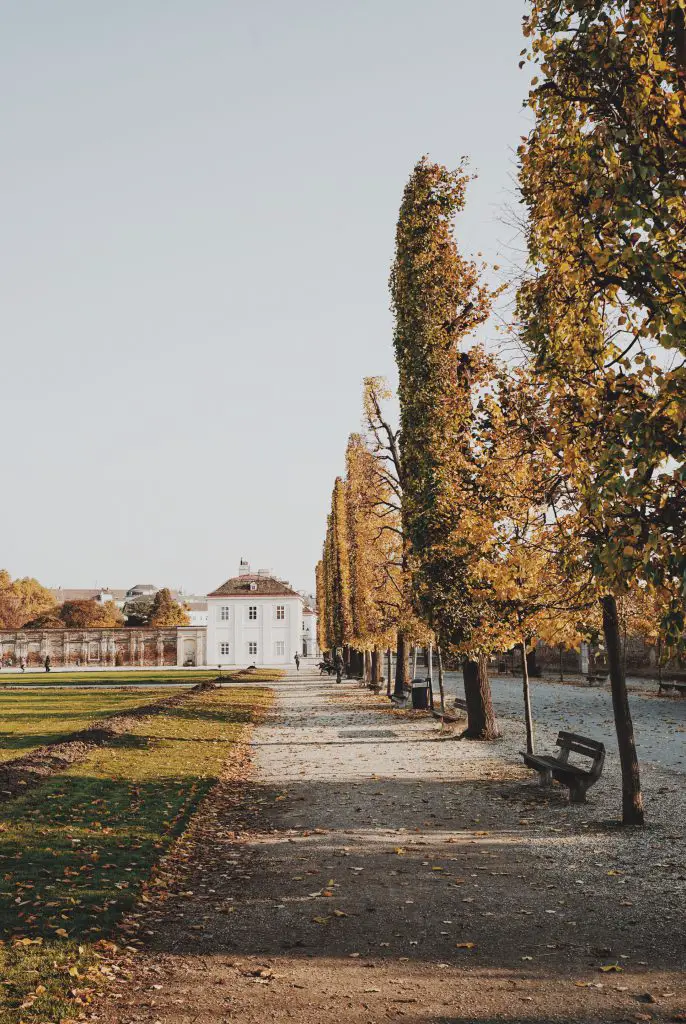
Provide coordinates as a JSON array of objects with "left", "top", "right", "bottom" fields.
[
  {"left": 19, "top": 657, "right": 25, "bottom": 673},
  {"left": 294, "top": 653, "right": 300, "bottom": 671},
  {"left": 44, "top": 655, "right": 51, "bottom": 674},
  {"left": 334, "top": 650, "right": 344, "bottom": 684}
]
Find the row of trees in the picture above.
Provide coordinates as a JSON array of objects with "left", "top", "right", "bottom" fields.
[
  {"left": 0, "top": 572, "right": 190, "bottom": 629},
  {"left": 318, "top": 1, "right": 684, "bottom": 826}
]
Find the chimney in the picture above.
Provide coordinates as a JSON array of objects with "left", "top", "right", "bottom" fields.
[{"left": 238, "top": 559, "right": 251, "bottom": 576}]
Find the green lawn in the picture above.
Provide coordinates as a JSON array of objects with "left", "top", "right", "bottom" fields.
[
  {"left": 0, "top": 667, "right": 220, "bottom": 685},
  {"left": 0, "top": 667, "right": 285, "bottom": 686},
  {"left": 0, "top": 685, "right": 271, "bottom": 1024},
  {"left": 0, "top": 689, "right": 172, "bottom": 761}
]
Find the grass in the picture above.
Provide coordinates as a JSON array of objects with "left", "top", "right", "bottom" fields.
[
  {"left": 0, "top": 684, "right": 272, "bottom": 1023},
  {"left": 0, "top": 689, "right": 172, "bottom": 761},
  {"left": 0, "top": 666, "right": 286, "bottom": 686},
  {"left": 0, "top": 668, "right": 220, "bottom": 686}
]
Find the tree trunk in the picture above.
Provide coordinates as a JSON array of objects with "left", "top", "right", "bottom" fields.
[
  {"left": 412, "top": 645, "right": 418, "bottom": 679},
  {"left": 363, "top": 650, "right": 372, "bottom": 683},
  {"left": 436, "top": 644, "right": 446, "bottom": 715},
  {"left": 521, "top": 640, "right": 535, "bottom": 755},
  {"left": 371, "top": 648, "right": 382, "bottom": 684},
  {"left": 558, "top": 644, "right": 564, "bottom": 683},
  {"left": 343, "top": 645, "right": 351, "bottom": 678},
  {"left": 526, "top": 645, "right": 540, "bottom": 678},
  {"left": 394, "top": 631, "right": 410, "bottom": 699},
  {"left": 601, "top": 594, "right": 645, "bottom": 826},
  {"left": 462, "top": 655, "right": 500, "bottom": 739},
  {"left": 386, "top": 649, "right": 392, "bottom": 697}
]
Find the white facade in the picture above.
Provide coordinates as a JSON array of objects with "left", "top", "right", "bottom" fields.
[
  {"left": 206, "top": 569, "right": 303, "bottom": 667},
  {"left": 302, "top": 608, "right": 318, "bottom": 658}
]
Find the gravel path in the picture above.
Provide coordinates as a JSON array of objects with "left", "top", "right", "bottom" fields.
[
  {"left": 438, "top": 672, "right": 686, "bottom": 772},
  {"left": 104, "top": 670, "right": 685, "bottom": 1024},
  {"left": 6, "top": 668, "right": 684, "bottom": 776}
]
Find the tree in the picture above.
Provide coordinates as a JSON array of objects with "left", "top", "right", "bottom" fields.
[
  {"left": 24, "top": 612, "right": 65, "bottom": 629},
  {"left": 390, "top": 157, "right": 501, "bottom": 738},
  {"left": 361, "top": 377, "right": 428, "bottom": 697},
  {"left": 475, "top": 366, "right": 598, "bottom": 752},
  {"left": 0, "top": 570, "right": 57, "bottom": 628},
  {"left": 124, "top": 595, "right": 155, "bottom": 626},
  {"left": 59, "top": 599, "right": 125, "bottom": 628},
  {"left": 345, "top": 433, "right": 390, "bottom": 679},
  {"left": 517, "top": 0, "right": 686, "bottom": 823},
  {"left": 315, "top": 559, "right": 328, "bottom": 656},
  {"left": 148, "top": 589, "right": 190, "bottom": 627},
  {"left": 331, "top": 477, "right": 355, "bottom": 674}
]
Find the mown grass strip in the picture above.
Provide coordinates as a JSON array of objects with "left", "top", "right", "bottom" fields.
[
  {"left": 0, "top": 668, "right": 221, "bottom": 686},
  {"left": 0, "top": 685, "right": 272, "bottom": 1024},
  {"left": 0, "top": 689, "right": 174, "bottom": 762},
  {"left": 0, "top": 667, "right": 285, "bottom": 687}
]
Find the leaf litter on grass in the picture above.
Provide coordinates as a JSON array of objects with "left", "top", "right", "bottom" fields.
[{"left": 0, "top": 686, "right": 271, "bottom": 1024}]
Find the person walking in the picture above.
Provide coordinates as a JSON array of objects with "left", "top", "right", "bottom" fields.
[
  {"left": 334, "top": 649, "right": 344, "bottom": 684},
  {"left": 19, "top": 657, "right": 25, "bottom": 672},
  {"left": 44, "top": 655, "right": 51, "bottom": 673},
  {"left": 294, "top": 652, "right": 300, "bottom": 671}
]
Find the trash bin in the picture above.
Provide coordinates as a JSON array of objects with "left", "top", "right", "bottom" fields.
[{"left": 411, "top": 678, "right": 430, "bottom": 710}]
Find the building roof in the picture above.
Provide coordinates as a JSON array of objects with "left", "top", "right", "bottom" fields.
[
  {"left": 208, "top": 574, "right": 302, "bottom": 599},
  {"left": 50, "top": 588, "right": 128, "bottom": 603}
]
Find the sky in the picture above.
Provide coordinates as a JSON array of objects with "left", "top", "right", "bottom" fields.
[{"left": 0, "top": 0, "right": 531, "bottom": 596}]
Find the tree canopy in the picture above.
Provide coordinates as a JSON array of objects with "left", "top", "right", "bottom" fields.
[{"left": 148, "top": 588, "right": 190, "bottom": 628}]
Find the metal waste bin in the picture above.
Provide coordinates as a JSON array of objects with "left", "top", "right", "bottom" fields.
[{"left": 411, "top": 678, "right": 430, "bottom": 710}]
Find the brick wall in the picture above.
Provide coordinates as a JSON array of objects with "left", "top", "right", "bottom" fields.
[{"left": 0, "top": 628, "right": 201, "bottom": 668}]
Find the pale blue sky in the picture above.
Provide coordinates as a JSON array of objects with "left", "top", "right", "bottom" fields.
[{"left": 0, "top": 0, "right": 530, "bottom": 595}]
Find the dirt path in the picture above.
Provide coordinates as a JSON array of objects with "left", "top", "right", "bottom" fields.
[{"left": 102, "top": 671, "right": 685, "bottom": 1024}]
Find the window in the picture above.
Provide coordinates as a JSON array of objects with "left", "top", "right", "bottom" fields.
[
  {"left": 219, "top": 642, "right": 230, "bottom": 656},
  {"left": 248, "top": 641, "right": 258, "bottom": 657},
  {"left": 220, "top": 606, "right": 230, "bottom": 621},
  {"left": 276, "top": 605, "right": 285, "bottom": 620},
  {"left": 274, "top": 641, "right": 285, "bottom": 656},
  {"left": 248, "top": 605, "right": 257, "bottom": 620},
  {"left": 249, "top": 581, "right": 257, "bottom": 592}
]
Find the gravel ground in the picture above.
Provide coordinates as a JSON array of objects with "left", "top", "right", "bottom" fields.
[
  {"left": 101, "top": 671, "right": 685, "bottom": 1024},
  {"left": 437, "top": 672, "right": 686, "bottom": 772}
]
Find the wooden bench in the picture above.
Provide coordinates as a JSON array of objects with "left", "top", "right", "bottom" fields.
[
  {"left": 586, "top": 671, "right": 609, "bottom": 685},
  {"left": 431, "top": 696, "right": 467, "bottom": 725},
  {"left": 658, "top": 680, "right": 686, "bottom": 696},
  {"left": 521, "top": 731, "right": 605, "bottom": 803}
]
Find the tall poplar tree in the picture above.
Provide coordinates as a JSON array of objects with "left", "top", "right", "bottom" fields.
[
  {"left": 391, "top": 157, "right": 500, "bottom": 739},
  {"left": 345, "top": 432, "right": 392, "bottom": 678}
]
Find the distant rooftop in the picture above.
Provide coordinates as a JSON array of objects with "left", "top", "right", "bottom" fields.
[
  {"left": 208, "top": 572, "right": 301, "bottom": 599},
  {"left": 51, "top": 588, "right": 127, "bottom": 603}
]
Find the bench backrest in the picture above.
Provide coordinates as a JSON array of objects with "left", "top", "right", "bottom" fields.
[{"left": 556, "top": 731, "right": 605, "bottom": 777}]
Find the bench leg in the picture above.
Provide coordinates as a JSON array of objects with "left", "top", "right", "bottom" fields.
[
  {"left": 569, "top": 781, "right": 587, "bottom": 804},
  {"left": 539, "top": 768, "right": 553, "bottom": 789}
]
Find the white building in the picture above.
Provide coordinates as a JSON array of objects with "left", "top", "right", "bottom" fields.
[
  {"left": 206, "top": 563, "right": 305, "bottom": 668},
  {"left": 302, "top": 603, "right": 318, "bottom": 658}
]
